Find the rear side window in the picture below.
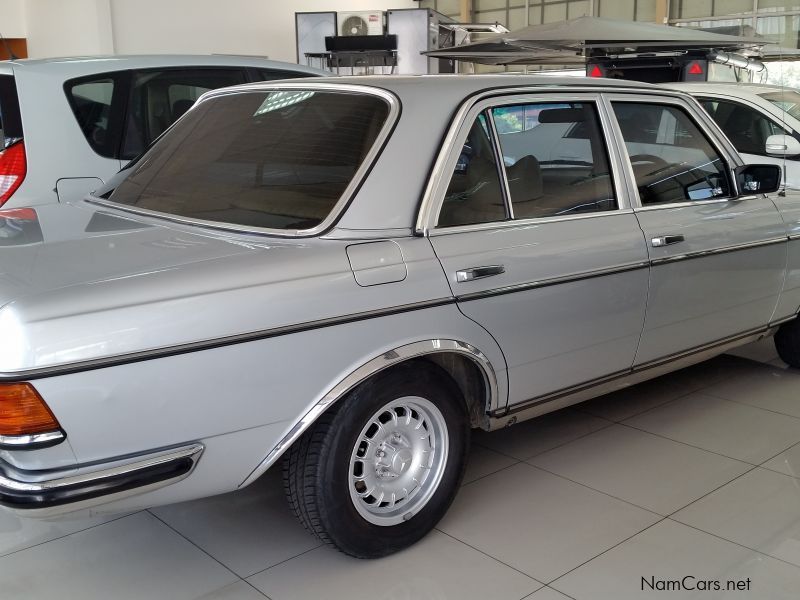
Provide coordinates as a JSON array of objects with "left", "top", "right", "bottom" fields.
[
  {"left": 108, "top": 90, "right": 391, "bottom": 231},
  {"left": 0, "top": 75, "right": 23, "bottom": 148},
  {"left": 491, "top": 102, "right": 616, "bottom": 219},
  {"left": 121, "top": 68, "right": 248, "bottom": 160},
  {"left": 65, "top": 75, "right": 120, "bottom": 158}
]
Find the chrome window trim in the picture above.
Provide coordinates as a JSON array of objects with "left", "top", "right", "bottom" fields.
[
  {"left": 0, "top": 430, "right": 65, "bottom": 450},
  {"left": 417, "top": 91, "right": 632, "bottom": 235},
  {"left": 89, "top": 82, "right": 401, "bottom": 239},
  {"left": 602, "top": 92, "right": 748, "bottom": 209},
  {"left": 428, "top": 208, "right": 635, "bottom": 238},
  {"left": 239, "top": 339, "right": 499, "bottom": 487}
]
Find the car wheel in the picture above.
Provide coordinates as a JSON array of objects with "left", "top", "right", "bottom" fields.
[
  {"left": 283, "top": 360, "right": 470, "bottom": 558},
  {"left": 775, "top": 319, "right": 800, "bottom": 368}
]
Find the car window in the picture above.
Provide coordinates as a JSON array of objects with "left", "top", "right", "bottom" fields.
[
  {"left": 700, "top": 98, "right": 788, "bottom": 156},
  {"left": 120, "top": 68, "right": 248, "bottom": 160},
  {"left": 108, "top": 90, "right": 390, "bottom": 232},
  {"left": 0, "top": 75, "right": 22, "bottom": 148},
  {"left": 438, "top": 113, "right": 508, "bottom": 227},
  {"left": 65, "top": 77, "right": 117, "bottom": 158},
  {"left": 255, "top": 68, "right": 315, "bottom": 81},
  {"left": 760, "top": 90, "right": 800, "bottom": 121},
  {"left": 612, "top": 102, "right": 730, "bottom": 205},
  {"left": 491, "top": 102, "right": 617, "bottom": 219}
]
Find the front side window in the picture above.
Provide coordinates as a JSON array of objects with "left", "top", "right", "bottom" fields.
[
  {"left": 700, "top": 98, "right": 788, "bottom": 156},
  {"left": 491, "top": 102, "right": 616, "bottom": 219},
  {"left": 612, "top": 102, "right": 730, "bottom": 205},
  {"left": 108, "top": 90, "right": 390, "bottom": 232}
]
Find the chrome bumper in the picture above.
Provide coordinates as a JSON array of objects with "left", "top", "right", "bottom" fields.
[{"left": 0, "top": 443, "right": 203, "bottom": 515}]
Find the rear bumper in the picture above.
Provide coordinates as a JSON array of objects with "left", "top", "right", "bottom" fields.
[{"left": 0, "top": 443, "right": 203, "bottom": 516}]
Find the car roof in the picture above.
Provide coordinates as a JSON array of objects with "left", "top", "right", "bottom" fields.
[
  {"left": 2, "top": 55, "right": 325, "bottom": 78},
  {"left": 664, "top": 82, "right": 787, "bottom": 97}
]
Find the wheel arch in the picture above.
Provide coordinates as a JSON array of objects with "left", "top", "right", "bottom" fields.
[{"left": 239, "top": 339, "right": 498, "bottom": 487}]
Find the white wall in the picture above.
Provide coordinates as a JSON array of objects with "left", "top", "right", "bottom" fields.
[
  {"left": 22, "top": 0, "right": 417, "bottom": 63},
  {"left": 0, "top": 0, "right": 26, "bottom": 38},
  {"left": 25, "top": 0, "right": 114, "bottom": 57}
]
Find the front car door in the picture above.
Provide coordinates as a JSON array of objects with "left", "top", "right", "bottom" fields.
[
  {"left": 606, "top": 93, "right": 786, "bottom": 367},
  {"left": 421, "top": 92, "right": 650, "bottom": 414}
]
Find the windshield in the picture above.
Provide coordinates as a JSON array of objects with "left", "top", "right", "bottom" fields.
[
  {"left": 107, "top": 89, "right": 391, "bottom": 232},
  {"left": 761, "top": 90, "right": 800, "bottom": 122}
]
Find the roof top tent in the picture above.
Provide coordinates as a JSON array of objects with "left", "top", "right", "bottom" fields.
[{"left": 424, "top": 16, "right": 774, "bottom": 83}]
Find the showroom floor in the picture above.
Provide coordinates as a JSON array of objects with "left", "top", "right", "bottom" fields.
[{"left": 3, "top": 340, "right": 800, "bottom": 599}]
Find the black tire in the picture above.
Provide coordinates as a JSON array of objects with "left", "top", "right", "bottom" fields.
[
  {"left": 282, "top": 360, "right": 470, "bottom": 558},
  {"left": 775, "top": 319, "right": 800, "bottom": 368}
]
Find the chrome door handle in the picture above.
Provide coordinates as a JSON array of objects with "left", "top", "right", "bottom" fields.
[
  {"left": 651, "top": 234, "right": 685, "bottom": 247},
  {"left": 456, "top": 265, "right": 505, "bottom": 282}
]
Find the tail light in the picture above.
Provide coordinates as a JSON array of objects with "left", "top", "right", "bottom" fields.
[
  {"left": 588, "top": 64, "right": 605, "bottom": 78},
  {"left": 0, "top": 141, "right": 26, "bottom": 207},
  {"left": 0, "top": 382, "right": 62, "bottom": 439}
]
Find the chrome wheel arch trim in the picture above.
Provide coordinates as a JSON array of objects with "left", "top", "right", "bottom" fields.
[{"left": 239, "top": 339, "right": 498, "bottom": 487}]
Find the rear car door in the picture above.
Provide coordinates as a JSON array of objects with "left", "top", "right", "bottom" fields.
[
  {"left": 424, "top": 92, "right": 650, "bottom": 411},
  {"left": 606, "top": 94, "right": 786, "bottom": 366}
]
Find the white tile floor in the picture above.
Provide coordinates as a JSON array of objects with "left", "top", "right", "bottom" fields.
[{"left": 4, "top": 339, "right": 800, "bottom": 599}]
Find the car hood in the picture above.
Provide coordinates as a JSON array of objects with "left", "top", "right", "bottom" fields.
[{"left": 0, "top": 202, "right": 357, "bottom": 373}]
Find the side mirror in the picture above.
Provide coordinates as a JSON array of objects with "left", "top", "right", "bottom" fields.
[
  {"left": 765, "top": 134, "right": 800, "bottom": 157},
  {"left": 735, "top": 164, "right": 782, "bottom": 195}
]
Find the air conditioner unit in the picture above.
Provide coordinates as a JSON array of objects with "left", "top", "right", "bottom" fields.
[{"left": 338, "top": 11, "right": 384, "bottom": 36}]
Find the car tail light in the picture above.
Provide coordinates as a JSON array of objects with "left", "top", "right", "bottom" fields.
[
  {"left": 0, "top": 382, "right": 61, "bottom": 436},
  {"left": 588, "top": 64, "right": 604, "bottom": 78},
  {"left": 0, "top": 141, "right": 26, "bottom": 207}
]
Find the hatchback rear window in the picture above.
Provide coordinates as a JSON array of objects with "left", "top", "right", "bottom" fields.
[
  {"left": 0, "top": 75, "right": 23, "bottom": 148},
  {"left": 107, "top": 89, "right": 391, "bottom": 232}
]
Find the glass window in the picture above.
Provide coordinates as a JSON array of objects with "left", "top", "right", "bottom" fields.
[
  {"left": 492, "top": 102, "right": 617, "bottom": 218},
  {"left": 121, "top": 68, "right": 247, "bottom": 160},
  {"left": 0, "top": 75, "right": 22, "bottom": 148},
  {"left": 612, "top": 102, "right": 730, "bottom": 205},
  {"left": 439, "top": 114, "right": 508, "bottom": 227},
  {"left": 65, "top": 77, "right": 117, "bottom": 158},
  {"left": 761, "top": 90, "right": 800, "bottom": 121},
  {"left": 700, "top": 98, "right": 787, "bottom": 156},
  {"left": 109, "top": 90, "right": 390, "bottom": 231}
]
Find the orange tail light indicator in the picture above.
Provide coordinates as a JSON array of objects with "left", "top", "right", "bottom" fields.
[{"left": 0, "top": 383, "right": 64, "bottom": 446}]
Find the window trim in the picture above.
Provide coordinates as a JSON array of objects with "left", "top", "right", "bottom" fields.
[
  {"left": 87, "top": 82, "right": 401, "bottom": 239},
  {"left": 602, "top": 93, "right": 741, "bottom": 211},
  {"left": 424, "top": 92, "right": 629, "bottom": 237}
]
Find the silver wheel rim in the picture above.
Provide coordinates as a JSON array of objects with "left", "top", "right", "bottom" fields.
[{"left": 348, "top": 395, "right": 449, "bottom": 526}]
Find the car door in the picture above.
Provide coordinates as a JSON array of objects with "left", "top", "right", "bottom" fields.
[
  {"left": 606, "top": 94, "right": 786, "bottom": 367},
  {"left": 697, "top": 95, "right": 800, "bottom": 189},
  {"left": 424, "top": 93, "right": 650, "bottom": 410}
]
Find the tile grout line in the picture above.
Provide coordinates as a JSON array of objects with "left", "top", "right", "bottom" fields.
[
  {"left": 664, "top": 516, "right": 800, "bottom": 573},
  {"left": 616, "top": 420, "right": 762, "bottom": 466},
  {"left": 521, "top": 461, "right": 666, "bottom": 517},
  {"left": 702, "top": 387, "right": 800, "bottom": 420},
  {"left": 0, "top": 510, "right": 145, "bottom": 559},
  {"left": 433, "top": 527, "right": 546, "bottom": 587},
  {"left": 461, "top": 458, "right": 522, "bottom": 488},
  {"left": 145, "top": 509, "right": 270, "bottom": 597},
  {"left": 545, "top": 517, "right": 669, "bottom": 588},
  {"left": 244, "top": 544, "right": 324, "bottom": 580}
]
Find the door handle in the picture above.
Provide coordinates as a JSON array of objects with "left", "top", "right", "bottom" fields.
[
  {"left": 651, "top": 235, "right": 685, "bottom": 248},
  {"left": 456, "top": 265, "right": 505, "bottom": 282}
]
